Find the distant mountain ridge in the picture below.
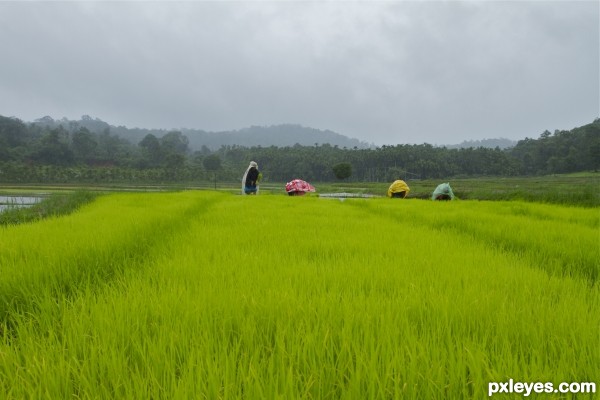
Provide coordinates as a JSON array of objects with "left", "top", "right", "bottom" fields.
[
  {"left": 29, "top": 115, "right": 518, "bottom": 150},
  {"left": 182, "top": 124, "right": 372, "bottom": 150},
  {"left": 30, "top": 116, "right": 372, "bottom": 151},
  {"left": 444, "top": 138, "right": 517, "bottom": 149}
]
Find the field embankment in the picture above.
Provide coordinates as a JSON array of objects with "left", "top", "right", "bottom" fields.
[
  {"left": 2, "top": 172, "right": 598, "bottom": 207},
  {"left": 0, "top": 192, "right": 598, "bottom": 399}
]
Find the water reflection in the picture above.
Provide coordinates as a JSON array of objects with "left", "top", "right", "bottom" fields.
[{"left": 0, "top": 195, "right": 43, "bottom": 212}]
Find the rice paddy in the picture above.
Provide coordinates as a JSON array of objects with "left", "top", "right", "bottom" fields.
[{"left": 0, "top": 191, "right": 598, "bottom": 399}]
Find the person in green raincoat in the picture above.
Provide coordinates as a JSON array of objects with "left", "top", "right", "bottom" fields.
[{"left": 432, "top": 182, "right": 455, "bottom": 200}]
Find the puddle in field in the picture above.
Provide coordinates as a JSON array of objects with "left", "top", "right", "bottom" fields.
[
  {"left": 0, "top": 195, "right": 44, "bottom": 212},
  {"left": 319, "top": 193, "right": 381, "bottom": 200}
]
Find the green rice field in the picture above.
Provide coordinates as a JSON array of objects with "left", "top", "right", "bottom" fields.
[{"left": 0, "top": 191, "right": 598, "bottom": 399}]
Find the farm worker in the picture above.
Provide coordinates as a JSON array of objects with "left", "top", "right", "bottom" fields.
[
  {"left": 432, "top": 182, "right": 455, "bottom": 201},
  {"left": 387, "top": 180, "right": 410, "bottom": 198},
  {"left": 242, "top": 161, "right": 261, "bottom": 195},
  {"left": 285, "top": 179, "right": 316, "bottom": 196}
]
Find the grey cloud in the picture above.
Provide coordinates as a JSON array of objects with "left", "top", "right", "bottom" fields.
[{"left": 0, "top": 1, "right": 597, "bottom": 145}]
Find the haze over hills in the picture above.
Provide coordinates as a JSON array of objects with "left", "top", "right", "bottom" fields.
[
  {"left": 29, "top": 115, "right": 518, "bottom": 151},
  {"left": 443, "top": 138, "right": 517, "bottom": 149},
  {"left": 181, "top": 124, "right": 372, "bottom": 150}
]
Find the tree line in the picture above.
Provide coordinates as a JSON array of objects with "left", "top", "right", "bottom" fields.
[{"left": 0, "top": 115, "right": 598, "bottom": 184}]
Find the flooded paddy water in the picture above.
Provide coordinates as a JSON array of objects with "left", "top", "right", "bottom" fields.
[{"left": 0, "top": 195, "right": 44, "bottom": 212}]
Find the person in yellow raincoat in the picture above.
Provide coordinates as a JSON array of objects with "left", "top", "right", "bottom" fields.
[{"left": 387, "top": 180, "right": 410, "bottom": 198}]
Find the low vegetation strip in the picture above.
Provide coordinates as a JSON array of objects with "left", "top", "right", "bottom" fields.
[
  {"left": 0, "top": 192, "right": 597, "bottom": 399},
  {"left": 0, "top": 190, "right": 99, "bottom": 226}
]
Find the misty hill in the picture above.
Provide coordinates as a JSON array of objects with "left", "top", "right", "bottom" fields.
[
  {"left": 444, "top": 138, "right": 517, "bottom": 149},
  {"left": 30, "top": 116, "right": 371, "bottom": 151},
  {"left": 182, "top": 124, "right": 372, "bottom": 150}
]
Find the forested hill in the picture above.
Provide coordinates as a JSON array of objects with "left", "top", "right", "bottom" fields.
[
  {"left": 29, "top": 116, "right": 371, "bottom": 150},
  {"left": 0, "top": 114, "right": 597, "bottom": 184}
]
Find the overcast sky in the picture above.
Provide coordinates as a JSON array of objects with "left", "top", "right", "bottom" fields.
[{"left": 1, "top": 1, "right": 598, "bottom": 146}]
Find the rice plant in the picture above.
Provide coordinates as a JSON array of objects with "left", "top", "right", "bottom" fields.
[{"left": 0, "top": 192, "right": 597, "bottom": 399}]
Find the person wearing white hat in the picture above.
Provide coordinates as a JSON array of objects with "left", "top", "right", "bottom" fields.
[{"left": 242, "top": 161, "right": 260, "bottom": 195}]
